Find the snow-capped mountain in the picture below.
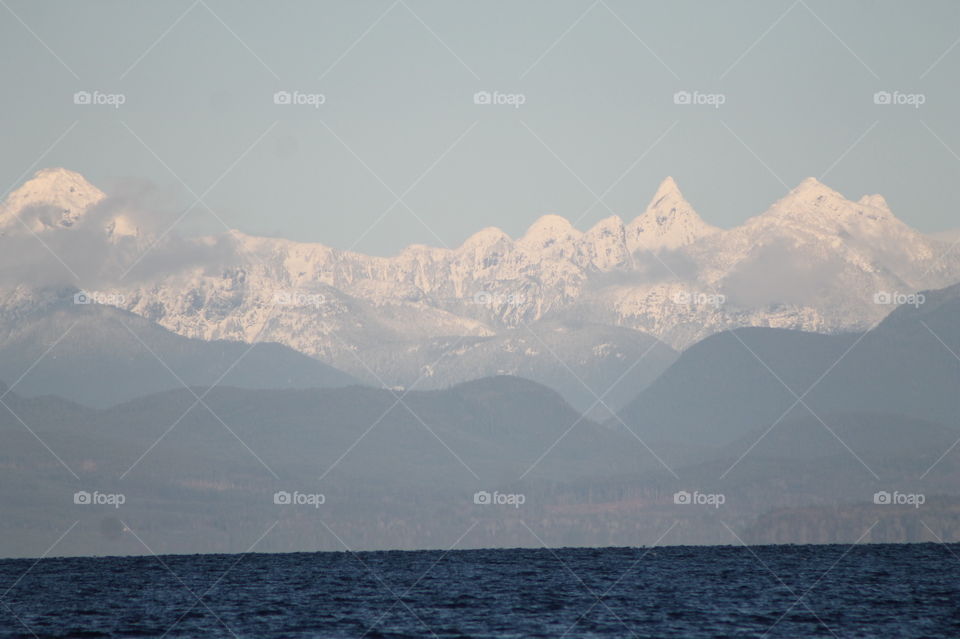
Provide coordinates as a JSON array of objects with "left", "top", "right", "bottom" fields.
[
  {"left": 626, "top": 175, "right": 721, "bottom": 252},
  {"left": 0, "top": 167, "right": 144, "bottom": 243},
  {"left": 0, "top": 167, "right": 105, "bottom": 233},
  {"left": 0, "top": 168, "right": 957, "bottom": 407}
]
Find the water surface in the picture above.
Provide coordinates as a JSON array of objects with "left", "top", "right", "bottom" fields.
[{"left": 1, "top": 544, "right": 956, "bottom": 638}]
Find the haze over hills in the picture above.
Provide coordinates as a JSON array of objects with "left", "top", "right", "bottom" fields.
[
  {"left": 0, "top": 375, "right": 658, "bottom": 556},
  {"left": 0, "top": 168, "right": 955, "bottom": 411},
  {"left": 6, "top": 6, "right": 960, "bottom": 637},
  {"left": 346, "top": 321, "right": 678, "bottom": 419},
  {"left": 2, "top": 167, "right": 960, "bottom": 554},
  {"left": 0, "top": 295, "right": 360, "bottom": 407},
  {"left": 617, "top": 327, "right": 857, "bottom": 450},
  {"left": 617, "top": 280, "right": 960, "bottom": 463},
  {"left": 1, "top": 281, "right": 960, "bottom": 555}
]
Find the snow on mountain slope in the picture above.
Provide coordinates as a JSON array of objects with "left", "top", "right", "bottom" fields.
[
  {"left": 626, "top": 176, "right": 720, "bottom": 252},
  {"left": 0, "top": 168, "right": 957, "bottom": 401},
  {"left": 675, "top": 178, "right": 957, "bottom": 337},
  {"left": 574, "top": 177, "right": 960, "bottom": 346},
  {"left": 0, "top": 167, "right": 146, "bottom": 245},
  {"left": 0, "top": 168, "right": 105, "bottom": 232},
  {"left": 731, "top": 178, "right": 936, "bottom": 271}
]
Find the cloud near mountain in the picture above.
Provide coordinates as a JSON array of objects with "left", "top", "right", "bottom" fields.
[
  {"left": 1, "top": 168, "right": 957, "bottom": 410},
  {"left": 1, "top": 168, "right": 960, "bottom": 553},
  {"left": 0, "top": 168, "right": 237, "bottom": 289}
]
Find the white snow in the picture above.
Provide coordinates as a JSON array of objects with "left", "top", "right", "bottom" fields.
[{"left": 3, "top": 168, "right": 958, "bottom": 360}]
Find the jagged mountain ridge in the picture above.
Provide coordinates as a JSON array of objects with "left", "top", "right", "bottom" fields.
[{"left": 1, "top": 168, "right": 957, "bottom": 401}]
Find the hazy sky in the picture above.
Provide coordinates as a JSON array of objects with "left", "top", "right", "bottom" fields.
[{"left": 2, "top": 0, "right": 959, "bottom": 255}]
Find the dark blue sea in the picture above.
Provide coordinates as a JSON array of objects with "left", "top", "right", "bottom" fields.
[{"left": 1, "top": 544, "right": 957, "bottom": 638}]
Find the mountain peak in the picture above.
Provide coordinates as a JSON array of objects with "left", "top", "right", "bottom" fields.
[
  {"left": 652, "top": 176, "right": 681, "bottom": 201},
  {"left": 787, "top": 177, "right": 845, "bottom": 201},
  {"left": 521, "top": 214, "right": 582, "bottom": 245},
  {"left": 763, "top": 177, "right": 851, "bottom": 220},
  {"left": 625, "top": 177, "right": 718, "bottom": 251},
  {"left": 586, "top": 214, "right": 624, "bottom": 235},
  {"left": 8, "top": 168, "right": 105, "bottom": 206},
  {"left": 582, "top": 215, "right": 628, "bottom": 269},
  {"left": 460, "top": 226, "right": 511, "bottom": 251},
  {"left": 0, "top": 168, "right": 105, "bottom": 231},
  {"left": 753, "top": 179, "right": 914, "bottom": 237}
]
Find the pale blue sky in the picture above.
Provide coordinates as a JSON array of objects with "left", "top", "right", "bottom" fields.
[{"left": 1, "top": 0, "right": 959, "bottom": 255}]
